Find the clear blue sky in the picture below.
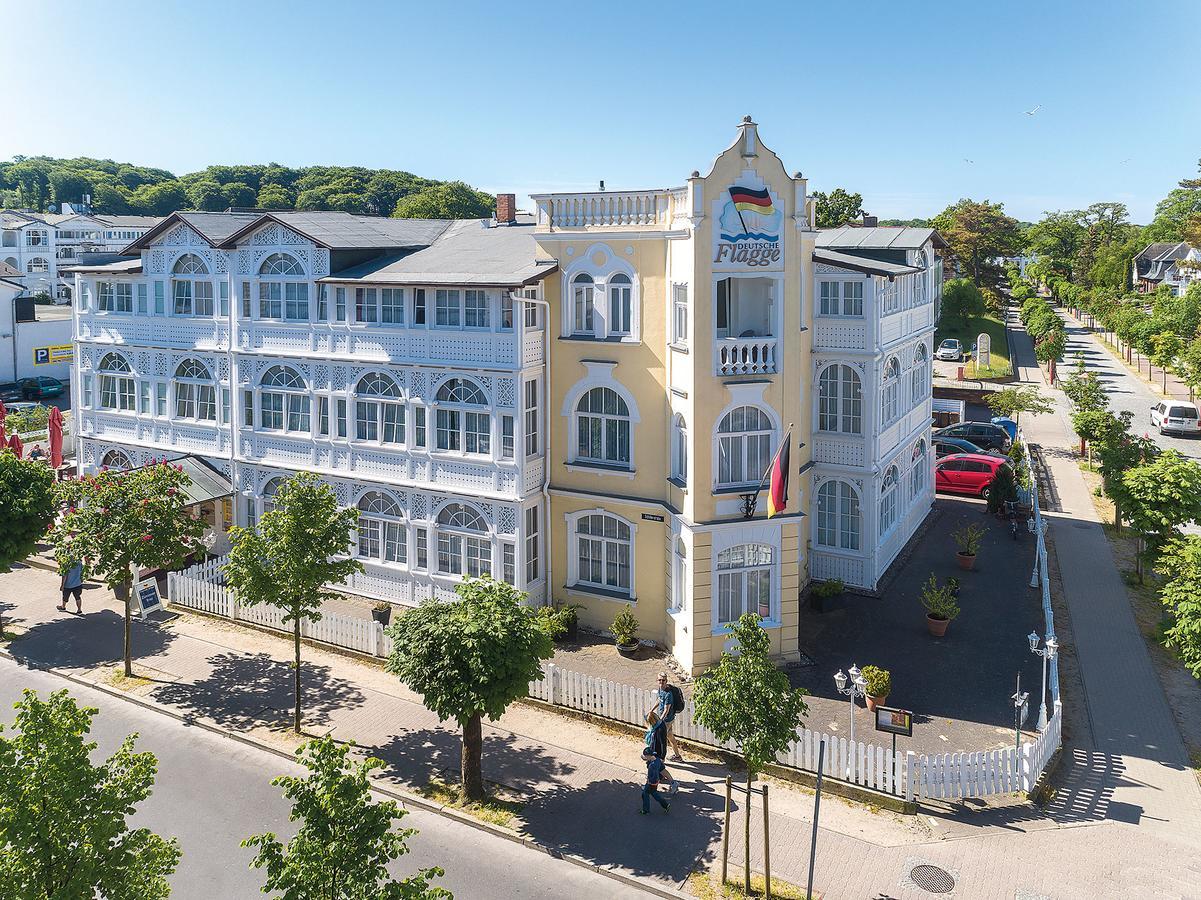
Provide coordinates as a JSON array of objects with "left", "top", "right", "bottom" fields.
[{"left": 5, "top": 0, "right": 1197, "bottom": 223}]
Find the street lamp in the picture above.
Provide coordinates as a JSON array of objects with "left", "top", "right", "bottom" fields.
[
  {"left": 1027, "top": 632, "right": 1058, "bottom": 731},
  {"left": 833, "top": 664, "right": 867, "bottom": 779}
]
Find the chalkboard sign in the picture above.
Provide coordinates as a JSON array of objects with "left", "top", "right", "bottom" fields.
[{"left": 134, "top": 579, "right": 164, "bottom": 619}]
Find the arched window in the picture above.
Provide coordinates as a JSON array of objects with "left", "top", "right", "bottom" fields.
[
  {"left": 910, "top": 344, "right": 929, "bottom": 404},
  {"left": 816, "top": 480, "right": 861, "bottom": 550},
  {"left": 258, "top": 253, "right": 308, "bottom": 321},
  {"left": 100, "top": 448, "right": 133, "bottom": 470},
  {"left": 817, "top": 365, "right": 862, "bottom": 434},
  {"left": 259, "top": 366, "right": 309, "bottom": 434},
  {"left": 716, "top": 405, "right": 773, "bottom": 488},
  {"left": 671, "top": 414, "right": 688, "bottom": 485},
  {"left": 98, "top": 353, "right": 135, "bottom": 412},
  {"left": 575, "top": 387, "right": 631, "bottom": 467},
  {"left": 670, "top": 537, "right": 687, "bottom": 612},
  {"left": 172, "top": 253, "right": 213, "bottom": 316},
  {"left": 357, "top": 491, "right": 406, "bottom": 565},
  {"left": 881, "top": 357, "right": 901, "bottom": 426},
  {"left": 716, "top": 544, "right": 774, "bottom": 625},
  {"left": 910, "top": 440, "right": 928, "bottom": 498},
  {"left": 435, "top": 503, "right": 491, "bottom": 577},
  {"left": 355, "top": 373, "right": 404, "bottom": 444},
  {"left": 880, "top": 465, "right": 900, "bottom": 536},
  {"left": 3, "top": 257, "right": 17, "bottom": 270},
  {"left": 608, "top": 272, "right": 632, "bottom": 336},
  {"left": 174, "top": 359, "right": 216, "bottom": 421},
  {"left": 434, "top": 378, "right": 489, "bottom": 454},
  {"left": 573, "top": 512, "right": 632, "bottom": 594},
  {"left": 260, "top": 477, "right": 285, "bottom": 517},
  {"left": 28, "top": 257, "right": 49, "bottom": 274},
  {"left": 571, "top": 273, "right": 595, "bottom": 335}
]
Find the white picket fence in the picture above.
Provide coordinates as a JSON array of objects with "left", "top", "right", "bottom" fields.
[
  {"left": 167, "top": 561, "right": 393, "bottom": 659},
  {"left": 169, "top": 548, "right": 1064, "bottom": 803}
]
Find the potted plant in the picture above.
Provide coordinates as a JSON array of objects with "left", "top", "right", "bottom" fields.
[
  {"left": 861, "top": 665, "right": 891, "bottom": 711},
  {"left": 537, "top": 604, "right": 581, "bottom": 643},
  {"left": 612, "top": 607, "right": 640, "bottom": 657},
  {"left": 953, "top": 522, "right": 985, "bottom": 571},
  {"left": 946, "top": 576, "right": 961, "bottom": 596},
  {"left": 986, "top": 465, "right": 1018, "bottom": 515},
  {"left": 809, "top": 578, "right": 844, "bottom": 613},
  {"left": 371, "top": 601, "right": 392, "bottom": 626},
  {"left": 919, "top": 574, "right": 960, "bottom": 637}
]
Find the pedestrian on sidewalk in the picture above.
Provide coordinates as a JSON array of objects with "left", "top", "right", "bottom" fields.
[
  {"left": 644, "top": 709, "right": 667, "bottom": 760},
  {"left": 655, "top": 671, "right": 686, "bottom": 762},
  {"left": 639, "top": 748, "right": 672, "bottom": 815},
  {"left": 58, "top": 559, "right": 84, "bottom": 614}
]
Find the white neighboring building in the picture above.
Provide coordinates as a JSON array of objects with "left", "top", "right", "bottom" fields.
[
  {"left": 2, "top": 210, "right": 160, "bottom": 301},
  {"left": 70, "top": 206, "right": 554, "bottom": 605}
]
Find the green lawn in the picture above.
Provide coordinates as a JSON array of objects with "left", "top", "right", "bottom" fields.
[{"left": 935, "top": 314, "right": 1011, "bottom": 378}]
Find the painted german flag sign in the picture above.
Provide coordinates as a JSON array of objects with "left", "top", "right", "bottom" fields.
[
  {"left": 729, "top": 185, "right": 775, "bottom": 216},
  {"left": 767, "top": 431, "right": 791, "bottom": 518}
]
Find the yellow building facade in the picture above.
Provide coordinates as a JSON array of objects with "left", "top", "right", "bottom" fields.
[{"left": 533, "top": 118, "right": 939, "bottom": 674}]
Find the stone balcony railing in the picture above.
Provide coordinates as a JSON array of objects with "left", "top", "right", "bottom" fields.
[
  {"left": 716, "top": 336, "right": 778, "bottom": 376},
  {"left": 533, "top": 188, "right": 688, "bottom": 231}
]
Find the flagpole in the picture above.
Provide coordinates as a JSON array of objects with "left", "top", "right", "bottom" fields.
[
  {"left": 730, "top": 188, "right": 749, "bottom": 238},
  {"left": 747, "top": 423, "right": 795, "bottom": 514}
]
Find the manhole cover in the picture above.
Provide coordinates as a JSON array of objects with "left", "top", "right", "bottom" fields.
[{"left": 909, "top": 865, "right": 955, "bottom": 893}]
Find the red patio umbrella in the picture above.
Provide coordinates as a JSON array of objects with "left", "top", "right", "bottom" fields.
[
  {"left": 48, "top": 406, "right": 64, "bottom": 468},
  {"left": 0, "top": 400, "right": 6, "bottom": 447},
  {"left": 7, "top": 432, "right": 23, "bottom": 459}
]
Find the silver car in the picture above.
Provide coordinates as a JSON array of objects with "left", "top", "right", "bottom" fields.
[
  {"left": 1151, "top": 401, "right": 1201, "bottom": 435},
  {"left": 936, "top": 338, "right": 963, "bottom": 361}
]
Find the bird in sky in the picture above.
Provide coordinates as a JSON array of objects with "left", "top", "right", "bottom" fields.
[
  {"left": 1025, "top": 105, "right": 1041, "bottom": 116},
  {"left": 1119, "top": 158, "right": 1132, "bottom": 164},
  {"left": 963, "top": 158, "right": 974, "bottom": 164}
]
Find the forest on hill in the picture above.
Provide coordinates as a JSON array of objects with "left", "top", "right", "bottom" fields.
[{"left": 0, "top": 156, "right": 495, "bottom": 219}]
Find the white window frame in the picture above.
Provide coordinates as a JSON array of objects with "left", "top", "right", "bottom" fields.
[
  {"left": 97, "top": 353, "right": 136, "bottom": 412},
  {"left": 881, "top": 357, "right": 901, "bottom": 427},
  {"left": 354, "top": 372, "right": 406, "bottom": 446},
  {"left": 574, "top": 387, "right": 631, "bottom": 469},
  {"left": 173, "top": 359, "right": 217, "bottom": 422},
  {"left": 817, "top": 364, "right": 863, "bottom": 435},
  {"left": 910, "top": 440, "right": 928, "bottom": 499},
  {"left": 356, "top": 491, "right": 407, "bottom": 567},
  {"left": 671, "top": 413, "right": 688, "bottom": 486},
  {"left": 172, "top": 253, "right": 213, "bottom": 317},
  {"left": 910, "top": 344, "right": 929, "bottom": 404},
  {"left": 671, "top": 282, "right": 689, "bottom": 347},
  {"left": 258, "top": 253, "right": 309, "bottom": 322},
  {"left": 715, "top": 405, "right": 774, "bottom": 490},
  {"left": 435, "top": 502, "right": 493, "bottom": 578},
  {"left": 567, "top": 510, "right": 635, "bottom": 598},
  {"left": 562, "top": 253, "right": 639, "bottom": 341},
  {"left": 816, "top": 480, "right": 861, "bottom": 551},
  {"left": 433, "top": 377, "right": 491, "bottom": 456},
  {"left": 715, "top": 543, "right": 775, "bottom": 626},
  {"left": 258, "top": 366, "right": 311, "bottom": 435},
  {"left": 879, "top": 466, "right": 900, "bottom": 537}
]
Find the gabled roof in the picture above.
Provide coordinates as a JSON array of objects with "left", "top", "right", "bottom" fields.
[
  {"left": 813, "top": 249, "right": 920, "bottom": 278},
  {"left": 324, "top": 217, "right": 556, "bottom": 287},
  {"left": 97, "top": 215, "right": 162, "bottom": 229},
  {"left": 62, "top": 257, "right": 143, "bottom": 275},
  {"left": 0, "top": 260, "right": 19, "bottom": 278},
  {"left": 817, "top": 225, "right": 948, "bottom": 251},
  {"left": 123, "top": 211, "right": 266, "bottom": 252},
  {"left": 219, "top": 211, "right": 451, "bottom": 251}
]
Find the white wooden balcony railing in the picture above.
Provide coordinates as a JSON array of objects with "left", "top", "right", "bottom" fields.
[{"left": 715, "top": 336, "right": 778, "bottom": 376}]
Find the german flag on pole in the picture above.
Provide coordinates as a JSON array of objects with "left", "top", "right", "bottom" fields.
[
  {"left": 728, "top": 185, "right": 775, "bottom": 215},
  {"left": 767, "top": 431, "right": 791, "bottom": 518}
]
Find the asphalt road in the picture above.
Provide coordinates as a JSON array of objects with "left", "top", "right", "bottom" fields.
[
  {"left": 1061, "top": 316, "right": 1201, "bottom": 460},
  {"left": 0, "top": 658, "right": 651, "bottom": 900}
]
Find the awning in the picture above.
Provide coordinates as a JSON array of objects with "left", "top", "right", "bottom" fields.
[{"left": 121, "top": 454, "right": 233, "bottom": 506}]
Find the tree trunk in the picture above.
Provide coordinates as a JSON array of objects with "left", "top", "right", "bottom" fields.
[
  {"left": 1114, "top": 498, "right": 1121, "bottom": 533},
  {"left": 462, "top": 712, "right": 485, "bottom": 802},
  {"left": 293, "top": 618, "right": 302, "bottom": 734},
  {"left": 744, "top": 771, "right": 753, "bottom": 894},
  {"left": 1164, "top": 370, "right": 1168, "bottom": 393},
  {"left": 123, "top": 577, "right": 133, "bottom": 678}
]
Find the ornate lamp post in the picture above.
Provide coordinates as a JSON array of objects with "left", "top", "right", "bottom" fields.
[
  {"left": 1027, "top": 632, "right": 1057, "bottom": 731},
  {"left": 833, "top": 664, "right": 867, "bottom": 779}
]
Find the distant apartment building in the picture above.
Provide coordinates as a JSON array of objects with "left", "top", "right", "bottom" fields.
[
  {"left": 2, "top": 209, "right": 160, "bottom": 301},
  {"left": 68, "top": 119, "right": 945, "bottom": 674}
]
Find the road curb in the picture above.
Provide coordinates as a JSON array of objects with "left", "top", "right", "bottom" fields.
[{"left": 0, "top": 647, "right": 691, "bottom": 900}]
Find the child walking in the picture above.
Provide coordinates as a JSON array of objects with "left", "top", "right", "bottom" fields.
[{"left": 639, "top": 749, "right": 671, "bottom": 814}]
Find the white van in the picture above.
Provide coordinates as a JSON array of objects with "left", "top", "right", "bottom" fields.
[{"left": 1151, "top": 401, "right": 1201, "bottom": 435}]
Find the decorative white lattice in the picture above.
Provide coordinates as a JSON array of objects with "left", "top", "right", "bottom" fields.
[
  {"left": 155, "top": 354, "right": 169, "bottom": 377},
  {"left": 410, "top": 372, "right": 427, "bottom": 399},
  {"left": 498, "top": 506, "right": 517, "bottom": 535},
  {"left": 252, "top": 224, "right": 283, "bottom": 246},
  {"left": 218, "top": 358, "right": 230, "bottom": 381},
  {"left": 313, "top": 248, "right": 330, "bottom": 276},
  {"left": 149, "top": 250, "right": 167, "bottom": 273},
  {"left": 497, "top": 378, "right": 515, "bottom": 408},
  {"left": 815, "top": 262, "right": 855, "bottom": 275},
  {"left": 411, "top": 494, "right": 427, "bottom": 520},
  {"left": 314, "top": 365, "right": 330, "bottom": 389}
]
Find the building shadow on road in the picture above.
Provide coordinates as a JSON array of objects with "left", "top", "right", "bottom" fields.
[
  {"left": 150, "top": 651, "right": 366, "bottom": 731},
  {"left": 7, "top": 608, "right": 176, "bottom": 671}
]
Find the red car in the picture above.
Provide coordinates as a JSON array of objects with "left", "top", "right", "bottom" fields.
[{"left": 935, "top": 453, "right": 1009, "bottom": 499}]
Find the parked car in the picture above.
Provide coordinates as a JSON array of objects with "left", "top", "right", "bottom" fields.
[
  {"left": 936, "top": 338, "right": 963, "bottom": 361},
  {"left": 935, "top": 453, "right": 1010, "bottom": 499},
  {"left": 935, "top": 436, "right": 994, "bottom": 458},
  {"left": 15, "top": 376, "right": 65, "bottom": 400},
  {"left": 934, "top": 421, "right": 1012, "bottom": 453},
  {"left": 1150, "top": 401, "right": 1201, "bottom": 436},
  {"left": 0, "top": 381, "right": 21, "bottom": 403}
]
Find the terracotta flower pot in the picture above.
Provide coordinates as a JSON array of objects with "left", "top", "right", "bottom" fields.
[
  {"left": 866, "top": 694, "right": 888, "bottom": 712},
  {"left": 956, "top": 551, "right": 976, "bottom": 571},
  {"left": 926, "top": 614, "right": 950, "bottom": 637}
]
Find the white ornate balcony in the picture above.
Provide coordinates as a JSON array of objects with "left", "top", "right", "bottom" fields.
[
  {"left": 716, "top": 336, "right": 778, "bottom": 376},
  {"left": 533, "top": 189, "right": 688, "bottom": 231}
]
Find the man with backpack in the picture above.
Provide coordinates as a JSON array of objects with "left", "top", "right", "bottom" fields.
[{"left": 655, "top": 672, "right": 686, "bottom": 762}]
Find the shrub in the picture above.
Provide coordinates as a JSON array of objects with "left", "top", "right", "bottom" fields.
[
  {"left": 536, "top": 604, "right": 579, "bottom": 641},
  {"left": 952, "top": 521, "right": 986, "bottom": 556},
  {"left": 986, "top": 465, "right": 1019, "bottom": 513},
  {"left": 611, "top": 607, "right": 639, "bottom": 645},
  {"left": 919, "top": 575, "right": 960, "bottom": 621},
  {"left": 860, "top": 665, "right": 891, "bottom": 698},
  {"left": 811, "top": 579, "right": 844, "bottom": 600}
]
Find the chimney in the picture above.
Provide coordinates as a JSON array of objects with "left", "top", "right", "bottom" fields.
[
  {"left": 496, "top": 193, "right": 516, "bottom": 225},
  {"left": 862, "top": 213, "right": 878, "bottom": 227}
]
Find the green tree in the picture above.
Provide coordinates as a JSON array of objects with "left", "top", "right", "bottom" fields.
[
  {"left": 1062, "top": 369, "right": 1108, "bottom": 412},
  {"left": 223, "top": 472, "right": 361, "bottom": 734},
  {"left": 691, "top": 613, "right": 808, "bottom": 895},
  {"left": 186, "top": 180, "right": 228, "bottom": 211},
  {"left": 129, "top": 181, "right": 189, "bottom": 216},
  {"left": 243, "top": 736, "right": 448, "bottom": 900},
  {"left": 1150, "top": 331, "right": 1185, "bottom": 393},
  {"left": 393, "top": 181, "right": 493, "bottom": 219},
  {"left": 1144, "top": 159, "right": 1201, "bottom": 242},
  {"left": 1122, "top": 450, "right": 1201, "bottom": 580},
  {"left": 256, "top": 183, "right": 294, "bottom": 210},
  {"left": 91, "top": 182, "right": 131, "bottom": 215},
  {"left": 1179, "top": 333, "right": 1201, "bottom": 401},
  {"left": 0, "top": 450, "right": 56, "bottom": 637},
  {"left": 1071, "top": 406, "right": 1122, "bottom": 463},
  {"left": 933, "top": 198, "right": 1022, "bottom": 288},
  {"left": 1026, "top": 210, "right": 1086, "bottom": 281},
  {"left": 1158, "top": 535, "right": 1201, "bottom": 680},
  {"left": 222, "top": 181, "right": 257, "bottom": 209},
  {"left": 51, "top": 463, "right": 205, "bottom": 676},
  {"left": 1097, "top": 414, "right": 1151, "bottom": 532},
  {"left": 986, "top": 386, "right": 1054, "bottom": 424},
  {"left": 0, "top": 689, "right": 180, "bottom": 899},
  {"left": 939, "top": 278, "right": 985, "bottom": 327},
  {"left": 385, "top": 578, "right": 553, "bottom": 802},
  {"left": 812, "top": 187, "right": 865, "bottom": 228}
]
